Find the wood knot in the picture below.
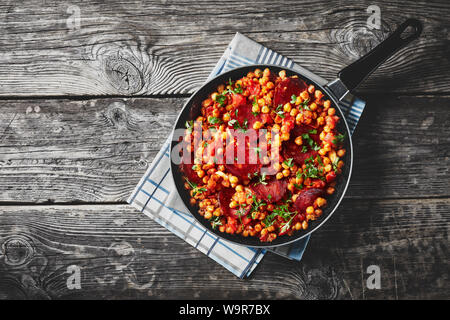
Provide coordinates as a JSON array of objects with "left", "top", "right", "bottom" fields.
[
  {"left": 332, "top": 19, "right": 387, "bottom": 60},
  {"left": 1, "top": 235, "right": 35, "bottom": 267},
  {"left": 103, "top": 54, "right": 144, "bottom": 95}
]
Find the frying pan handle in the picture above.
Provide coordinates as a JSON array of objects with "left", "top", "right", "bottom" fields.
[{"left": 337, "top": 18, "right": 422, "bottom": 95}]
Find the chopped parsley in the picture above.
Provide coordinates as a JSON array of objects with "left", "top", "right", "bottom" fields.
[
  {"left": 215, "top": 94, "right": 227, "bottom": 106},
  {"left": 332, "top": 157, "right": 340, "bottom": 172},
  {"left": 254, "top": 172, "right": 267, "bottom": 185},
  {"left": 301, "top": 133, "right": 321, "bottom": 151},
  {"left": 185, "top": 120, "right": 194, "bottom": 133},
  {"left": 332, "top": 133, "right": 346, "bottom": 145},
  {"left": 208, "top": 116, "right": 221, "bottom": 124},
  {"left": 290, "top": 95, "right": 297, "bottom": 104},
  {"left": 283, "top": 158, "right": 294, "bottom": 168},
  {"left": 275, "top": 104, "right": 285, "bottom": 118},
  {"left": 185, "top": 178, "right": 207, "bottom": 196},
  {"left": 301, "top": 156, "right": 325, "bottom": 180},
  {"left": 211, "top": 216, "right": 222, "bottom": 229}
]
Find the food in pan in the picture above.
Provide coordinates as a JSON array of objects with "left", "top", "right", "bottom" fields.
[{"left": 179, "top": 68, "right": 346, "bottom": 242}]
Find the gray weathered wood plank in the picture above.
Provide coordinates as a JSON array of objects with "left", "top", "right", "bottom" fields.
[
  {"left": 0, "top": 198, "right": 447, "bottom": 299},
  {"left": 1, "top": 95, "right": 449, "bottom": 203},
  {"left": 0, "top": 0, "right": 448, "bottom": 96}
]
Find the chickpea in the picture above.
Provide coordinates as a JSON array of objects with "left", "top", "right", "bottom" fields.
[
  {"left": 243, "top": 230, "right": 249, "bottom": 237},
  {"left": 266, "top": 81, "right": 274, "bottom": 89},
  {"left": 295, "top": 96, "right": 303, "bottom": 105},
  {"left": 282, "top": 169, "right": 290, "bottom": 177},
  {"left": 253, "top": 121, "right": 263, "bottom": 130},
  {"left": 300, "top": 91, "right": 309, "bottom": 100},
  {"left": 213, "top": 208, "right": 222, "bottom": 216},
  {"left": 254, "top": 69, "right": 262, "bottom": 78},
  {"left": 276, "top": 172, "right": 284, "bottom": 180},
  {"left": 315, "top": 197, "right": 327, "bottom": 207},
  {"left": 254, "top": 224, "right": 262, "bottom": 232},
  {"left": 219, "top": 225, "right": 226, "bottom": 233},
  {"left": 315, "top": 90, "right": 324, "bottom": 99},
  {"left": 261, "top": 105, "right": 270, "bottom": 113},
  {"left": 309, "top": 102, "right": 318, "bottom": 111},
  {"left": 259, "top": 77, "right": 268, "bottom": 86},
  {"left": 314, "top": 209, "right": 323, "bottom": 216},
  {"left": 288, "top": 183, "right": 295, "bottom": 192},
  {"left": 235, "top": 185, "right": 244, "bottom": 192},
  {"left": 323, "top": 100, "right": 331, "bottom": 109},
  {"left": 252, "top": 104, "right": 260, "bottom": 113},
  {"left": 263, "top": 68, "right": 270, "bottom": 77},
  {"left": 306, "top": 206, "right": 314, "bottom": 215},
  {"left": 272, "top": 124, "right": 280, "bottom": 132},
  {"left": 308, "top": 85, "right": 315, "bottom": 94},
  {"left": 289, "top": 108, "right": 298, "bottom": 117},
  {"left": 294, "top": 222, "right": 302, "bottom": 230},
  {"left": 324, "top": 164, "right": 332, "bottom": 172},
  {"left": 295, "top": 136, "right": 303, "bottom": 145},
  {"left": 302, "top": 220, "right": 308, "bottom": 230},
  {"left": 337, "top": 149, "right": 346, "bottom": 157},
  {"left": 318, "top": 148, "right": 327, "bottom": 156},
  {"left": 283, "top": 103, "right": 292, "bottom": 113},
  {"left": 279, "top": 70, "right": 286, "bottom": 79},
  {"left": 197, "top": 170, "right": 205, "bottom": 178},
  {"left": 337, "top": 160, "right": 345, "bottom": 169},
  {"left": 229, "top": 201, "right": 238, "bottom": 209},
  {"left": 226, "top": 226, "right": 234, "bottom": 234},
  {"left": 326, "top": 187, "right": 335, "bottom": 195},
  {"left": 217, "top": 84, "right": 225, "bottom": 93},
  {"left": 260, "top": 228, "right": 268, "bottom": 237},
  {"left": 328, "top": 108, "right": 336, "bottom": 116},
  {"left": 204, "top": 211, "right": 213, "bottom": 219},
  {"left": 229, "top": 176, "right": 238, "bottom": 184}
]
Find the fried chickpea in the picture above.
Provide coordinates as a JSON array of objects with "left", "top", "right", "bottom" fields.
[
  {"left": 204, "top": 211, "right": 213, "bottom": 219},
  {"left": 309, "top": 102, "right": 318, "bottom": 111},
  {"left": 254, "top": 224, "right": 262, "bottom": 232},
  {"left": 197, "top": 170, "right": 205, "bottom": 178},
  {"left": 300, "top": 91, "right": 309, "bottom": 100},
  {"left": 279, "top": 70, "right": 286, "bottom": 79},
  {"left": 282, "top": 169, "right": 290, "bottom": 177},
  {"left": 290, "top": 108, "right": 299, "bottom": 117},
  {"left": 324, "top": 164, "right": 332, "bottom": 172},
  {"left": 276, "top": 172, "right": 284, "bottom": 180},
  {"left": 306, "top": 206, "right": 314, "bottom": 215},
  {"left": 308, "top": 85, "right": 315, "bottom": 94},
  {"left": 314, "top": 209, "right": 323, "bottom": 217},
  {"left": 294, "top": 222, "right": 302, "bottom": 230},
  {"left": 283, "top": 103, "right": 292, "bottom": 113},
  {"left": 253, "top": 121, "right": 263, "bottom": 130},
  {"left": 326, "top": 187, "right": 335, "bottom": 195},
  {"left": 266, "top": 81, "right": 274, "bottom": 89},
  {"left": 323, "top": 100, "right": 331, "bottom": 109},
  {"left": 281, "top": 132, "right": 290, "bottom": 141},
  {"left": 315, "top": 90, "right": 324, "bottom": 99},
  {"left": 229, "top": 176, "right": 238, "bottom": 184},
  {"left": 337, "top": 149, "right": 346, "bottom": 157},
  {"left": 288, "top": 183, "right": 295, "bottom": 192},
  {"left": 261, "top": 105, "right": 270, "bottom": 113},
  {"left": 302, "top": 220, "right": 308, "bottom": 230},
  {"left": 328, "top": 108, "right": 336, "bottom": 116},
  {"left": 263, "top": 68, "right": 270, "bottom": 77},
  {"left": 252, "top": 104, "right": 260, "bottom": 113},
  {"left": 217, "top": 84, "right": 225, "bottom": 93},
  {"left": 254, "top": 69, "right": 262, "bottom": 78},
  {"left": 235, "top": 185, "right": 244, "bottom": 192},
  {"left": 295, "top": 136, "right": 303, "bottom": 145},
  {"left": 315, "top": 197, "right": 327, "bottom": 207}
]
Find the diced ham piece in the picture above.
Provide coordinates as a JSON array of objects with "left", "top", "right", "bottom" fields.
[
  {"left": 218, "top": 188, "right": 250, "bottom": 218},
  {"left": 250, "top": 179, "right": 287, "bottom": 203},
  {"left": 273, "top": 77, "right": 307, "bottom": 107},
  {"left": 180, "top": 162, "right": 202, "bottom": 185},
  {"left": 293, "top": 188, "right": 324, "bottom": 213}
]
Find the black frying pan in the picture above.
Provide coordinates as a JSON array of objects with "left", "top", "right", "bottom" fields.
[{"left": 170, "top": 19, "right": 422, "bottom": 248}]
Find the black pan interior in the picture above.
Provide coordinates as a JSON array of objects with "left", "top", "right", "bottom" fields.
[{"left": 170, "top": 64, "right": 352, "bottom": 248}]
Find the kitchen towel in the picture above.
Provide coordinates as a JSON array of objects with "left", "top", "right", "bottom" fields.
[{"left": 128, "top": 32, "right": 365, "bottom": 278}]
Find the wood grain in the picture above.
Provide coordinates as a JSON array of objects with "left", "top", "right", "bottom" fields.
[
  {"left": 0, "top": 198, "right": 447, "bottom": 299},
  {"left": 1, "top": 95, "right": 449, "bottom": 203},
  {"left": 0, "top": 0, "right": 448, "bottom": 96}
]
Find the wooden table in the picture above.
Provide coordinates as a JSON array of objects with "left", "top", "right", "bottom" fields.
[{"left": 0, "top": 0, "right": 448, "bottom": 300}]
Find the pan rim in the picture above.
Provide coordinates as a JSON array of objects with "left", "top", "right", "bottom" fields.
[{"left": 169, "top": 64, "right": 354, "bottom": 248}]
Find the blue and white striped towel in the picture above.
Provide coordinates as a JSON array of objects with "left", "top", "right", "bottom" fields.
[{"left": 128, "top": 33, "right": 365, "bottom": 278}]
